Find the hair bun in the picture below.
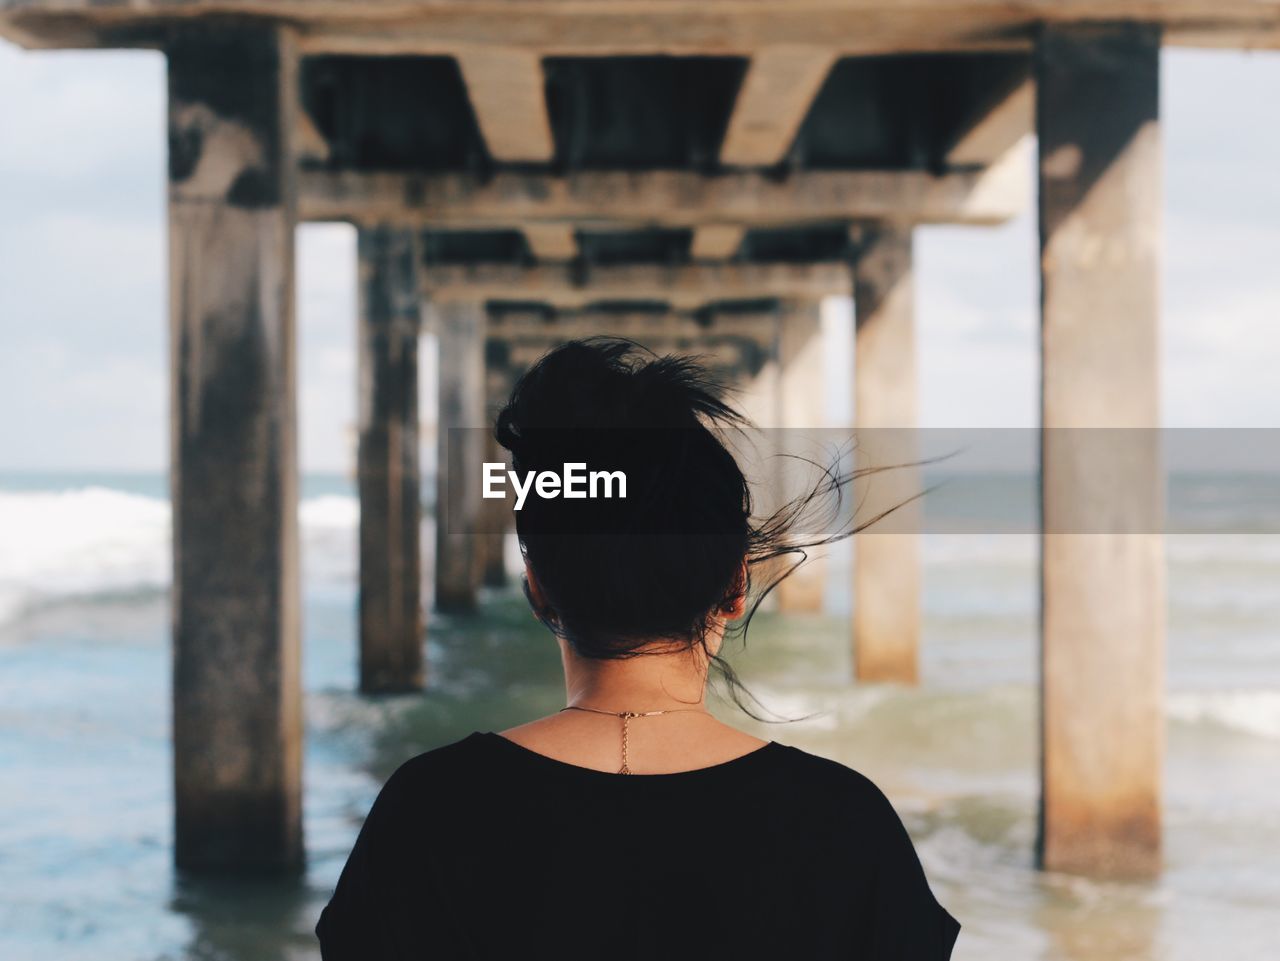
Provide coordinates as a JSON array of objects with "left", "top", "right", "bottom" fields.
[{"left": 494, "top": 338, "right": 742, "bottom": 469}]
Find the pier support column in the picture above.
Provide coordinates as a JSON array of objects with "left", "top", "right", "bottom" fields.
[
  {"left": 434, "top": 302, "right": 486, "bottom": 612},
  {"left": 167, "top": 24, "right": 302, "bottom": 872},
  {"left": 1037, "top": 24, "right": 1164, "bottom": 878},
  {"left": 357, "top": 228, "right": 424, "bottom": 693},
  {"left": 478, "top": 428, "right": 511, "bottom": 588},
  {"left": 777, "top": 300, "right": 828, "bottom": 613},
  {"left": 852, "top": 225, "right": 920, "bottom": 684},
  {"left": 479, "top": 343, "right": 515, "bottom": 588},
  {"left": 735, "top": 309, "right": 781, "bottom": 429}
]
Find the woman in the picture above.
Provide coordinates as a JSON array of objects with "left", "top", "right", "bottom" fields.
[{"left": 317, "top": 339, "right": 960, "bottom": 959}]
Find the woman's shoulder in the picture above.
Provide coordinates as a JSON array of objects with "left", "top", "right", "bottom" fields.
[
  {"left": 379, "top": 731, "right": 493, "bottom": 792},
  {"left": 773, "top": 743, "right": 960, "bottom": 949},
  {"left": 375, "top": 733, "right": 907, "bottom": 831},
  {"left": 388, "top": 735, "right": 895, "bottom": 795},
  {"left": 768, "top": 741, "right": 904, "bottom": 812}
]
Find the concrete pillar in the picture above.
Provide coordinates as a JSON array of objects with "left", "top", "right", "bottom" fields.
[
  {"left": 167, "top": 24, "right": 302, "bottom": 872},
  {"left": 734, "top": 311, "right": 782, "bottom": 429},
  {"left": 776, "top": 300, "right": 828, "bottom": 613},
  {"left": 478, "top": 428, "right": 511, "bottom": 588},
  {"left": 434, "top": 302, "right": 486, "bottom": 612},
  {"left": 1036, "top": 23, "right": 1164, "bottom": 878},
  {"left": 357, "top": 228, "right": 424, "bottom": 693},
  {"left": 729, "top": 311, "right": 783, "bottom": 612},
  {"left": 479, "top": 344, "right": 515, "bottom": 588},
  {"left": 852, "top": 225, "right": 920, "bottom": 684}
]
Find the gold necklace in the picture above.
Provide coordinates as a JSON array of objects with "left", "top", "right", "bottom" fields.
[{"left": 559, "top": 704, "right": 709, "bottom": 775}]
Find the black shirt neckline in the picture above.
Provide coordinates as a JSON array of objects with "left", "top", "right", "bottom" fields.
[{"left": 478, "top": 730, "right": 782, "bottom": 781}]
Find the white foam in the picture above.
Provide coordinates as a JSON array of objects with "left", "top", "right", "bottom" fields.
[
  {"left": 1168, "top": 689, "right": 1280, "bottom": 741},
  {"left": 299, "top": 494, "right": 360, "bottom": 585},
  {"left": 0, "top": 486, "right": 361, "bottom": 626},
  {"left": 0, "top": 486, "right": 170, "bottom": 621},
  {"left": 300, "top": 494, "right": 360, "bottom": 529}
]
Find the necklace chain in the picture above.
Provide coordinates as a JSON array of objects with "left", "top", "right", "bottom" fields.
[{"left": 559, "top": 704, "right": 708, "bottom": 775}]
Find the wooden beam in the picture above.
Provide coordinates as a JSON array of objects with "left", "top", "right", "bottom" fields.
[
  {"left": 300, "top": 155, "right": 1028, "bottom": 228},
  {"left": 946, "top": 78, "right": 1034, "bottom": 166},
  {"left": 523, "top": 223, "right": 578, "bottom": 260},
  {"left": 455, "top": 47, "right": 554, "bottom": 163},
  {"left": 424, "top": 262, "right": 848, "bottom": 310},
  {"left": 720, "top": 47, "right": 837, "bottom": 167},
  {"left": 6, "top": 3, "right": 1280, "bottom": 54},
  {"left": 690, "top": 225, "right": 746, "bottom": 260}
]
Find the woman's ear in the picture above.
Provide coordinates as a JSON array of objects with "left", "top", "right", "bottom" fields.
[
  {"left": 524, "top": 561, "right": 546, "bottom": 608},
  {"left": 523, "top": 562, "right": 556, "bottom": 625},
  {"left": 721, "top": 558, "right": 749, "bottom": 619}
]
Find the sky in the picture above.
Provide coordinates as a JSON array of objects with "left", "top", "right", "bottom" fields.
[{"left": 0, "top": 42, "right": 1277, "bottom": 472}]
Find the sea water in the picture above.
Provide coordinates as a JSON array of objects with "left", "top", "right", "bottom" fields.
[{"left": 1, "top": 472, "right": 1278, "bottom": 960}]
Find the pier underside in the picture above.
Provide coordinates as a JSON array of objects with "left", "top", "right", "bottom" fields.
[{"left": 0, "top": 0, "right": 1211, "bottom": 879}]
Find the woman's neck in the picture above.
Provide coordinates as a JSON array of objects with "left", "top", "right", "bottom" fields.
[{"left": 559, "top": 637, "right": 712, "bottom": 711}]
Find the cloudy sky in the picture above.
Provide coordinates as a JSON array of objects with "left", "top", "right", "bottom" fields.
[{"left": 1, "top": 43, "right": 1277, "bottom": 472}]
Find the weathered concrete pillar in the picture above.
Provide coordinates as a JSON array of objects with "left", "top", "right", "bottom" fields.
[
  {"left": 726, "top": 312, "right": 782, "bottom": 612},
  {"left": 167, "top": 24, "right": 302, "bottom": 872},
  {"left": 434, "top": 302, "right": 486, "bottom": 612},
  {"left": 1036, "top": 23, "right": 1164, "bottom": 878},
  {"left": 478, "top": 428, "right": 511, "bottom": 588},
  {"left": 852, "top": 225, "right": 920, "bottom": 684},
  {"left": 357, "top": 228, "right": 424, "bottom": 693},
  {"left": 478, "top": 343, "right": 515, "bottom": 588},
  {"left": 776, "top": 300, "right": 828, "bottom": 613},
  {"left": 734, "top": 312, "right": 782, "bottom": 429}
]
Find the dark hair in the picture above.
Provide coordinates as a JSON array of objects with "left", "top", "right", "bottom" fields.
[{"left": 494, "top": 337, "right": 901, "bottom": 719}]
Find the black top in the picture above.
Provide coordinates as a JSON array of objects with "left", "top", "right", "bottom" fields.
[{"left": 316, "top": 731, "right": 960, "bottom": 960}]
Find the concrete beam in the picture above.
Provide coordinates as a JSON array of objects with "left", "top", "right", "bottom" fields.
[
  {"left": 720, "top": 47, "right": 837, "bottom": 167},
  {"left": 357, "top": 227, "right": 425, "bottom": 693},
  {"left": 487, "top": 307, "right": 779, "bottom": 342},
  {"left": 852, "top": 225, "right": 921, "bottom": 685},
  {"left": 690, "top": 225, "right": 746, "bottom": 260},
  {"left": 946, "top": 78, "right": 1034, "bottom": 166},
  {"left": 298, "top": 156, "right": 1028, "bottom": 228},
  {"left": 8, "top": 3, "right": 1280, "bottom": 54},
  {"left": 456, "top": 47, "right": 555, "bottom": 163},
  {"left": 523, "top": 223, "right": 578, "bottom": 261},
  {"left": 422, "top": 262, "right": 850, "bottom": 310},
  {"left": 168, "top": 22, "right": 302, "bottom": 874},
  {"left": 486, "top": 308, "right": 780, "bottom": 401},
  {"left": 1036, "top": 23, "right": 1164, "bottom": 879}
]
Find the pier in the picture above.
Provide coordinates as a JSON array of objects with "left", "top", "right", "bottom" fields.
[{"left": 5, "top": 0, "right": 1276, "bottom": 880}]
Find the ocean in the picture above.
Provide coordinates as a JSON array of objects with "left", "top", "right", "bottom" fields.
[{"left": 1, "top": 471, "right": 1278, "bottom": 960}]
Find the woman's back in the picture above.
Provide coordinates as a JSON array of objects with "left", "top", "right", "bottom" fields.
[
  {"left": 316, "top": 732, "right": 959, "bottom": 960},
  {"left": 317, "top": 342, "right": 958, "bottom": 958}
]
